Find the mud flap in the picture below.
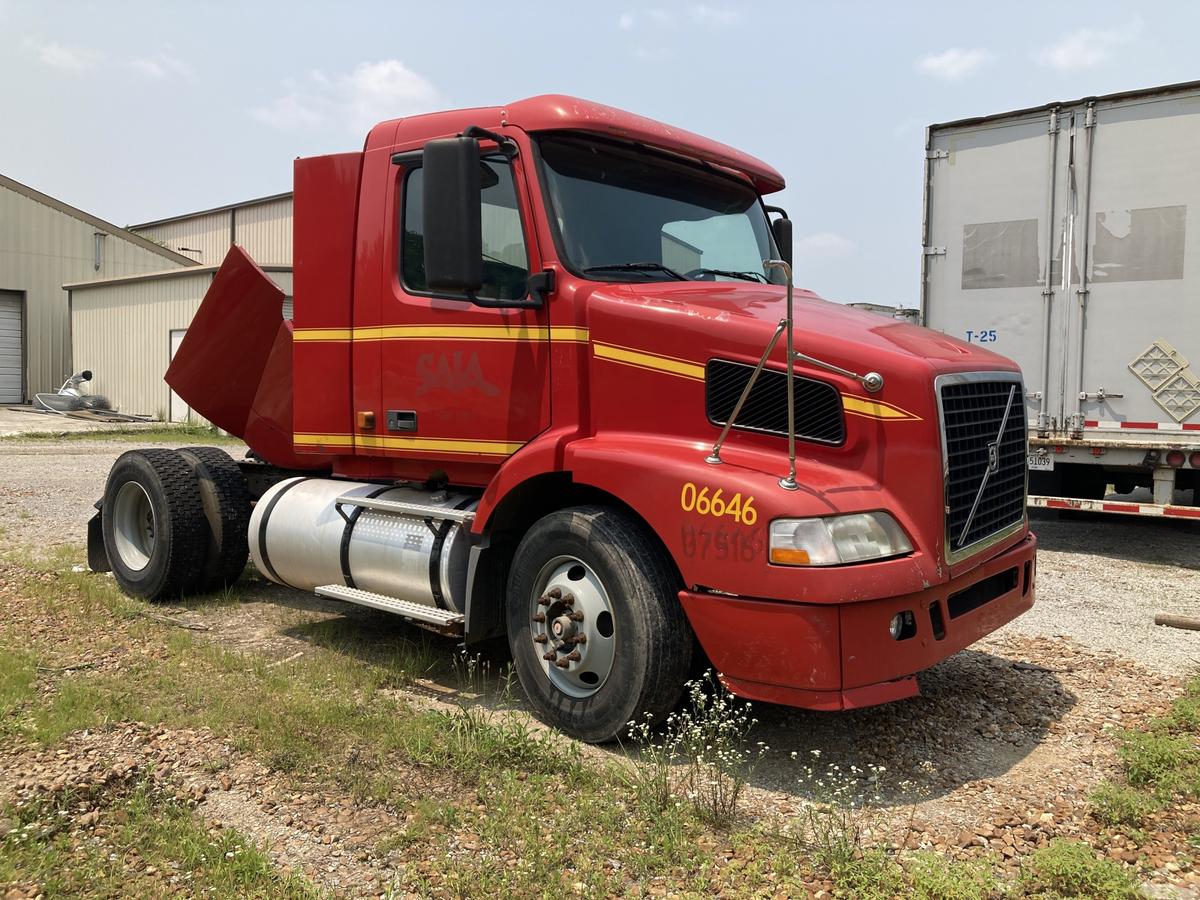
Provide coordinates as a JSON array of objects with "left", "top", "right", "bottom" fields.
[{"left": 87, "top": 506, "right": 110, "bottom": 573}]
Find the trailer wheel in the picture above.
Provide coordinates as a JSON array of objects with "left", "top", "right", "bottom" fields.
[
  {"left": 506, "top": 505, "right": 693, "bottom": 743},
  {"left": 177, "top": 447, "right": 252, "bottom": 590},
  {"left": 102, "top": 449, "right": 208, "bottom": 601}
]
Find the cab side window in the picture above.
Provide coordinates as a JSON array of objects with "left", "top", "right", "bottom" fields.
[{"left": 401, "top": 155, "right": 529, "bottom": 300}]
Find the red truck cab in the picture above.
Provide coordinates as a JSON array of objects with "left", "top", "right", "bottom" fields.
[{"left": 100, "top": 95, "right": 1035, "bottom": 742}]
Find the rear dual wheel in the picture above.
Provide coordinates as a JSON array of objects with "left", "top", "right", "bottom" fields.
[
  {"left": 506, "top": 505, "right": 693, "bottom": 744},
  {"left": 102, "top": 447, "right": 250, "bottom": 601}
]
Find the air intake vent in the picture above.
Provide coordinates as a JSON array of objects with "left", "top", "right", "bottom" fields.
[{"left": 705, "top": 360, "right": 845, "bottom": 446}]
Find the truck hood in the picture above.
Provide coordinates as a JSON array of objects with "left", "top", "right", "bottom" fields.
[{"left": 589, "top": 281, "right": 1016, "bottom": 379}]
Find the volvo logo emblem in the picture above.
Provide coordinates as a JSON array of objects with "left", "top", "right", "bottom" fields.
[{"left": 987, "top": 441, "right": 1000, "bottom": 474}]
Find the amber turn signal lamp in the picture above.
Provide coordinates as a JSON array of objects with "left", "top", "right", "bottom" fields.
[{"left": 769, "top": 547, "right": 811, "bottom": 565}]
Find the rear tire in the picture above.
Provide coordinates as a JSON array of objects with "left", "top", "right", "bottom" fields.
[
  {"left": 102, "top": 449, "right": 208, "bottom": 601},
  {"left": 177, "top": 447, "right": 252, "bottom": 590},
  {"left": 505, "top": 505, "right": 693, "bottom": 744}
]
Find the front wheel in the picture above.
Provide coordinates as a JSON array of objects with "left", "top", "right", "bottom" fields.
[{"left": 506, "top": 505, "right": 693, "bottom": 743}]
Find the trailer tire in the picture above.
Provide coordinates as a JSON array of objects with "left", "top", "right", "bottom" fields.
[
  {"left": 505, "top": 505, "right": 693, "bottom": 744},
  {"left": 101, "top": 449, "right": 208, "bottom": 601},
  {"left": 177, "top": 447, "right": 252, "bottom": 590}
]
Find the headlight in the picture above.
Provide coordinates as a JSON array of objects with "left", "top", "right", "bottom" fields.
[{"left": 768, "top": 512, "right": 912, "bottom": 566}]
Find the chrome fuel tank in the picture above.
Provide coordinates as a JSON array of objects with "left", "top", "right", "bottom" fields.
[{"left": 248, "top": 478, "right": 478, "bottom": 612}]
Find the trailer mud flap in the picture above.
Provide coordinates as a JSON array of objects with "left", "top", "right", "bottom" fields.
[{"left": 87, "top": 509, "right": 110, "bottom": 573}]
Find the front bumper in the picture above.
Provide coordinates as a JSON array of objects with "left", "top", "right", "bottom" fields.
[{"left": 678, "top": 532, "right": 1037, "bottom": 711}]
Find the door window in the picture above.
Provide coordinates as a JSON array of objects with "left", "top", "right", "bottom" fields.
[{"left": 400, "top": 156, "right": 529, "bottom": 300}]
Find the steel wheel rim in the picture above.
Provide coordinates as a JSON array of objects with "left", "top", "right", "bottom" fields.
[
  {"left": 113, "top": 481, "right": 155, "bottom": 571},
  {"left": 529, "top": 555, "right": 616, "bottom": 699}
]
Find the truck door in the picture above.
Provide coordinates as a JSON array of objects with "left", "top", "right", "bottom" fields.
[
  {"left": 923, "top": 110, "right": 1070, "bottom": 433},
  {"left": 1065, "top": 94, "right": 1200, "bottom": 433},
  {"left": 367, "top": 146, "right": 550, "bottom": 470}
]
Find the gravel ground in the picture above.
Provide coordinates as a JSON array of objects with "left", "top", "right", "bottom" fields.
[
  {"left": 3, "top": 437, "right": 1196, "bottom": 676},
  {"left": 0, "top": 438, "right": 247, "bottom": 555}
]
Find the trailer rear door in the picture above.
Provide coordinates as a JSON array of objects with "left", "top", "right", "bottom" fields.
[
  {"left": 1069, "top": 93, "right": 1200, "bottom": 431},
  {"left": 923, "top": 110, "right": 1067, "bottom": 432}
]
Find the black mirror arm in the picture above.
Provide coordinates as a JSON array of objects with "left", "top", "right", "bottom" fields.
[
  {"left": 467, "top": 269, "right": 553, "bottom": 310},
  {"left": 461, "top": 125, "right": 519, "bottom": 157},
  {"left": 764, "top": 205, "right": 790, "bottom": 219}
]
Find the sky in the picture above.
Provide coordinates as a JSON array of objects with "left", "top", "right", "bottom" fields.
[{"left": 1, "top": 0, "right": 1197, "bottom": 307}]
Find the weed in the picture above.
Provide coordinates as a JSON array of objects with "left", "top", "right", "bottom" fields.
[
  {"left": 907, "top": 851, "right": 998, "bottom": 900},
  {"left": 784, "top": 749, "right": 926, "bottom": 874},
  {"left": 829, "top": 848, "right": 905, "bottom": 899},
  {"left": 1119, "top": 729, "right": 1197, "bottom": 796},
  {"left": 1089, "top": 781, "right": 1159, "bottom": 827},
  {"left": 1023, "top": 839, "right": 1139, "bottom": 899},
  {"left": 626, "top": 670, "right": 764, "bottom": 828}
]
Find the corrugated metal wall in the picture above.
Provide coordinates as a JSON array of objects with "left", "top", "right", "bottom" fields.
[
  {"left": 234, "top": 197, "right": 293, "bottom": 265},
  {"left": 70, "top": 269, "right": 292, "bottom": 423},
  {"left": 0, "top": 180, "right": 190, "bottom": 398},
  {"left": 134, "top": 196, "right": 294, "bottom": 267},
  {"left": 134, "top": 211, "right": 228, "bottom": 266}
]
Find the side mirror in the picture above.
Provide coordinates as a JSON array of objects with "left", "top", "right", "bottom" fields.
[
  {"left": 771, "top": 216, "right": 793, "bottom": 267},
  {"left": 422, "top": 136, "right": 483, "bottom": 293}
]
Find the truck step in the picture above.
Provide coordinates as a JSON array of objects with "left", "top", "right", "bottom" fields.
[
  {"left": 314, "top": 584, "right": 465, "bottom": 631},
  {"left": 335, "top": 495, "right": 476, "bottom": 524}
]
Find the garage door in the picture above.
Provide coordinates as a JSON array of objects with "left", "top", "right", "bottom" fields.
[{"left": 0, "top": 292, "right": 22, "bottom": 404}]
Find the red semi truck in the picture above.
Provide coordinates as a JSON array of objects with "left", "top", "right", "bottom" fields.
[{"left": 89, "top": 95, "right": 1037, "bottom": 742}]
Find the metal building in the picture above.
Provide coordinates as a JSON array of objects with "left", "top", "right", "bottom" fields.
[
  {"left": 68, "top": 266, "right": 292, "bottom": 423},
  {"left": 0, "top": 173, "right": 195, "bottom": 402},
  {"left": 130, "top": 193, "right": 294, "bottom": 266}
]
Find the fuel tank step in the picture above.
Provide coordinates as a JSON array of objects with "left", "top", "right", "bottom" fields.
[
  {"left": 334, "top": 494, "right": 477, "bottom": 524},
  {"left": 314, "top": 584, "right": 465, "bottom": 633}
]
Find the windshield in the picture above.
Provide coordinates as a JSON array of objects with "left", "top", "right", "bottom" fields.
[{"left": 536, "top": 134, "right": 784, "bottom": 285}]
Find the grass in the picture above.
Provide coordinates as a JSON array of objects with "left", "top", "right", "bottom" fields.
[
  {"left": 3, "top": 549, "right": 1191, "bottom": 896},
  {"left": 1022, "top": 839, "right": 1140, "bottom": 899},
  {"left": 1088, "top": 674, "right": 1200, "bottom": 831},
  {"left": 0, "top": 423, "right": 243, "bottom": 445},
  {"left": 0, "top": 779, "right": 317, "bottom": 897}
]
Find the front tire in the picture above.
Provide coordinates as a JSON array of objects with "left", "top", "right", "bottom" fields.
[
  {"left": 101, "top": 449, "right": 208, "bottom": 601},
  {"left": 506, "top": 505, "right": 693, "bottom": 743}
]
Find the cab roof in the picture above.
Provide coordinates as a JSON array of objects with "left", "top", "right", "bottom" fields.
[{"left": 366, "top": 94, "right": 785, "bottom": 195}]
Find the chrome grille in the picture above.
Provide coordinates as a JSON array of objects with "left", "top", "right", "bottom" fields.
[
  {"left": 705, "top": 360, "right": 845, "bottom": 446},
  {"left": 939, "top": 374, "right": 1027, "bottom": 560}
]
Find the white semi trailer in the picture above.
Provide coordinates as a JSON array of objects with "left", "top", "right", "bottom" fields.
[{"left": 922, "top": 80, "right": 1200, "bottom": 519}]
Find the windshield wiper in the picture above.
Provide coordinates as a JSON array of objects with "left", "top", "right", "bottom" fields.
[
  {"left": 582, "top": 262, "right": 685, "bottom": 280},
  {"left": 687, "top": 268, "right": 768, "bottom": 283}
]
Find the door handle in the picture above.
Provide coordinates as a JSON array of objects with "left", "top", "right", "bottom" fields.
[{"left": 387, "top": 410, "right": 418, "bottom": 432}]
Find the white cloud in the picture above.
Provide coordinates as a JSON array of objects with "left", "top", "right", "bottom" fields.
[
  {"left": 22, "top": 36, "right": 99, "bottom": 71},
  {"left": 794, "top": 233, "right": 856, "bottom": 258},
  {"left": 689, "top": 4, "right": 741, "bottom": 27},
  {"left": 1035, "top": 18, "right": 1141, "bottom": 70},
  {"left": 252, "top": 60, "right": 440, "bottom": 134},
  {"left": 618, "top": 5, "right": 739, "bottom": 31},
  {"left": 22, "top": 36, "right": 192, "bottom": 80},
  {"left": 915, "top": 47, "right": 994, "bottom": 81},
  {"left": 128, "top": 49, "right": 193, "bottom": 80}
]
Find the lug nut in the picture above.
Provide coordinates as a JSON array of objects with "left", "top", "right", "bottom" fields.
[
  {"left": 565, "top": 651, "right": 581, "bottom": 662},
  {"left": 542, "top": 651, "right": 557, "bottom": 661},
  {"left": 572, "top": 634, "right": 587, "bottom": 645},
  {"left": 533, "top": 634, "right": 547, "bottom": 644},
  {"left": 546, "top": 587, "right": 562, "bottom": 600},
  {"left": 554, "top": 658, "right": 571, "bottom": 669},
  {"left": 568, "top": 611, "right": 584, "bottom": 622},
  {"left": 533, "top": 612, "right": 546, "bottom": 623},
  {"left": 537, "top": 596, "right": 551, "bottom": 607},
  {"left": 561, "top": 593, "right": 575, "bottom": 607}
]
